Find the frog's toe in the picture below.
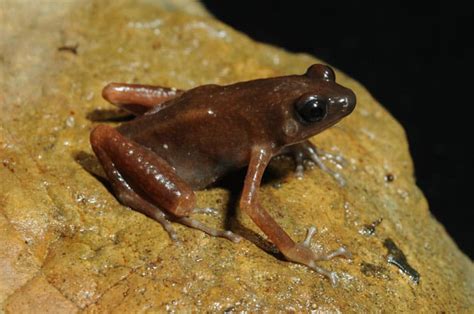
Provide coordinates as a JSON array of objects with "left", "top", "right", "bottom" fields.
[
  {"left": 329, "top": 271, "right": 339, "bottom": 287},
  {"left": 331, "top": 171, "right": 346, "bottom": 187},
  {"left": 316, "top": 148, "right": 349, "bottom": 168},
  {"left": 163, "top": 223, "right": 179, "bottom": 242},
  {"left": 308, "top": 264, "right": 339, "bottom": 287},
  {"left": 299, "top": 225, "right": 352, "bottom": 260},
  {"left": 192, "top": 207, "right": 219, "bottom": 215},
  {"left": 302, "top": 225, "right": 318, "bottom": 247},
  {"left": 287, "top": 142, "right": 347, "bottom": 186},
  {"left": 325, "top": 246, "right": 352, "bottom": 260},
  {"left": 177, "top": 216, "right": 242, "bottom": 243},
  {"left": 223, "top": 230, "right": 242, "bottom": 243},
  {"left": 283, "top": 226, "right": 351, "bottom": 285},
  {"left": 146, "top": 210, "right": 179, "bottom": 241},
  {"left": 306, "top": 149, "right": 346, "bottom": 186},
  {"left": 294, "top": 163, "right": 305, "bottom": 179}
]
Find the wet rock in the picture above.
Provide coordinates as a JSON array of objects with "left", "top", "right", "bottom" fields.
[{"left": 1, "top": 0, "right": 473, "bottom": 312}]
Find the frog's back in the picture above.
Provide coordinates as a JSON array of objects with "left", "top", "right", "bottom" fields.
[{"left": 116, "top": 76, "right": 311, "bottom": 189}]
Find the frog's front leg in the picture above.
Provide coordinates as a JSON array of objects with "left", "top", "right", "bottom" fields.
[
  {"left": 90, "top": 125, "right": 241, "bottom": 242},
  {"left": 240, "top": 146, "right": 351, "bottom": 286},
  {"left": 285, "top": 140, "right": 347, "bottom": 186},
  {"left": 102, "top": 83, "right": 184, "bottom": 115}
]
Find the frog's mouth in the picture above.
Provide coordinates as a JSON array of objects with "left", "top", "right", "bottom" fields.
[{"left": 299, "top": 116, "right": 345, "bottom": 140}]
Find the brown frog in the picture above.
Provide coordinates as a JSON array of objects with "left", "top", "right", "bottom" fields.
[{"left": 90, "top": 64, "right": 356, "bottom": 285}]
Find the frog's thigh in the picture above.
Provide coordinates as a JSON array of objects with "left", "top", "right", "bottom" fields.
[
  {"left": 90, "top": 125, "right": 196, "bottom": 217},
  {"left": 102, "top": 83, "right": 184, "bottom": 115}
]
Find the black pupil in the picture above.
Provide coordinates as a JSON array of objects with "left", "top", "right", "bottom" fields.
[
  {"left": 297, "top": 99, "right": 327, "bottom": 122},
  {"left": 310, "top": 106, "right": 323, "bottom": 118}
]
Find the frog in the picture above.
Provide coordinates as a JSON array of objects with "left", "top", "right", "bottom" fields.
[{"left": 90, "top": 64, "right": 356, "bottom": 285}]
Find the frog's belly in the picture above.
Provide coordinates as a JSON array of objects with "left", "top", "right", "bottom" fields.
[
  {"left": 160, "top": 148, "right": 244, "bottom": 190},
  {"left": 174, "top": 157, "right": 231, "bottom": 190}
]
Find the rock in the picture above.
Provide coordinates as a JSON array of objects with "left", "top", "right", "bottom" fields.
[{"left": 1, "top": 0, "right": 472, "bottom": 312}]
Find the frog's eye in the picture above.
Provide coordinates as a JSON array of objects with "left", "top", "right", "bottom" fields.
[{"left": 295, "top": 97, "right": 327, "bottom": 123}]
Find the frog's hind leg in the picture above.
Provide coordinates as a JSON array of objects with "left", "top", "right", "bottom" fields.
[
  {"left": 90, "top": 125, "right": 178, "bottom": 240},
  {"left": 102, "top": 83, "right": 184, "bottom": 115},
  {"left": 90, "top": 125, "right": 239, "bottom": 242}
]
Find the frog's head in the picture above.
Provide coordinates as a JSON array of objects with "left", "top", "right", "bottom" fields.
[{"left": 282, "top": 64, "right": 356, "bottom": 143}]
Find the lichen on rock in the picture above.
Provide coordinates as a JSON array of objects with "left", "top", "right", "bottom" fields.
[{"left": 1, "top": 0, "right": 473, "bottom": 312}]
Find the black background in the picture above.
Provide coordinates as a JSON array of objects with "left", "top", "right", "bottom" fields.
[{"left": 203, "top": 1, "right": 473, "bottom": 258}]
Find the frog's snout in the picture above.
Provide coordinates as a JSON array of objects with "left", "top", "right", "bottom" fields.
[
  {"left": 329, "top": 89, "right": 356, "bottom": 116},
  {"left": 336, "top": 89, "right": 356, "bottom": 115},
  {"left": 344, "top": 89, "right": 357, "bottom": 114}
]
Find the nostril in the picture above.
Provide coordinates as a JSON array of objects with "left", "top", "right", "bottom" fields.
[
  {"left": 341, "top": 91, "right": 356, "bottom": 113},
  {"left": 330, "top": 92, "right": 356, "bottom": 113},
  {"left": 338, "top": 92, "right": 356, "bottom": 114},
  {"left": 342, "top": 97, "right": 350, "bottom": 108}
]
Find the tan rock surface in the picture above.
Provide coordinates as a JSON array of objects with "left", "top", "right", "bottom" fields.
[{"left": 1, "top": 0, "right": 472, "bottom": 312}]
